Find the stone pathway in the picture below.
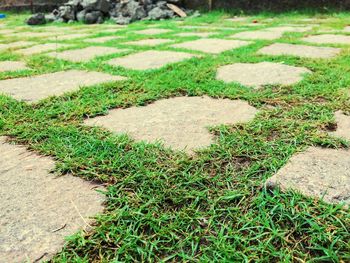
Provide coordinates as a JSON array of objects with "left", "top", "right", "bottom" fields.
[
  {"left": 267, "top": 111, "right": 350, "bottom": 206},
  {"left": 47, "top": 33, "right": 91, "bottom": 41},
  {"left": 257, "top": 43, "right": 341, "bottom": 58},
  {"left": 0, "top": 61, "right": 28, "bottom": 72},
  {"left": 171, "top": 39, "right": 252, "bottom": 54},
  {"left": 47, "top": 46, "right": 128, "bottom": 63},
  {"left": 84, "top": 96, "right": 258, "bottom": 152},
  {"left": 230, "top": 30, "right": 284, "bottom": 40},
  {"left": 0, "top": 70, "right": 126, "bottom": 102},
  {"left": 16, "top": 43, "right": 71, "bottom": 56},
  {"left": 302, "top": 34, "right": 350, "bottom": 45},
  {"left": 266, "top": 147, "right": 350, "bottom": 206},
  {"left": 216, "top": 62, "right": 311, "bottom": 88},
  {"left": 0, "top": 137, "right": 104, "bottom": 262},
  {"left": 135, "top": 28, "right": 172, "bottom": 35},
  {"left": 124, "top": 38, "right": 173, "bottom": 46},
  {"left": 106, "top": 50, "right": 195, "bottom": 70},
  {"left": 0, "top": 41, "right": 35, "bottom": 51},
  {"left": 83, "top": 36, "right": 122, "bottom": 43},
  {"left": 176, "top": 32, "right": 214, "bottom": 38}
]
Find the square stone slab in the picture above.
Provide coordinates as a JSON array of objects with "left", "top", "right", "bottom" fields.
[
  {"left": 176, "top": 32, "right": 214, "bottom": 38},
  {"left": 302, "top": 34, "right": 350, "bottom": 45},
  {"left": 258, "top": 43, "right": 341, "bottom": 59},
  {"left": 124, "top": 38, "right": 172, "bottom": 46},
  {"left": 171, "top": 39, "right": 252, "bottom": 54},
  {"left": 85, "top": 96, "right": 258, "bottom": 152},
  {"left": 135, "top": 28, "right": 172, "bottom": 35},
  {"left": 106, "top": 50, "right": 195, "bottom": 70},
  {"left": 343, "top": 26, "right": 350, "bottom": 32},
  {"left": 266, "top": 26, "right": 312, "bottom": 33},
  {"left": 330, "top": 111, "right": 350, "bottom": 141},
  {"left": 47, "top": 46, "right": 128, "bottom": 63},
  {"left": 230, "top": 30, "right": 284, "bottom": 40},
  {"left": 225, "top": 17, "right": 249, "bottom": 22},
  {"left": 0, "top": 41, "right": 35, "bottom": 51},
  {"left": 83, "top": 36, "right": 122, "bottom": 43},
  {"left": 47, "top": 33, "right": 91, "bottom": 41},
  {"left": 0, "top": 137, "right": 104, "bottom": 262},
  {"left": 0, "top": 61, "right": 28, "bottom": 72},
  {"left": 216, "top": 62, "right": 311, "bottom": 88},
  {"left": 266, "top": 147, "right": 350, "bottom": 206},
  {"left": 16, "top": 43, "right": 71, "bottom": 56},
  {"left": 10, "top": 31, "right": 64, "bottom": 39},
  {"left": 0, "top": 70, "right": 126, "bottom": 102}
]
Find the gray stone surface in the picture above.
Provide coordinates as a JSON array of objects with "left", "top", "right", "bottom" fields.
[
  {"left": 48, "top": 33, "right": 91, "bottom": 41},
  {"left": 331, "top": 111, "right": 350, "bottom": 141},
  {"left": 16, "top": 43, "right": 71, "bottom": 56},
  {"left": 266, "top": 147, "right": 350, "bottom": 206},
  {"left": 124, "top": 38, "right": 172, "bottom": 46},
  {"left": 0, "top": 137, "right": 104, "bottom": 262},
  {"left": 135, "top": 28, "right": 172, "bottom": 35},
  {"left": 47, "top": 46, "right": 128, "bottom": 62},
  {"left": 83, "top": 36, "right": 122, "bottom": 43},
  {"left": 0, "top": 70, "right": 126, "bottom": 102},
  {"left": 230, "top": 30, "right": 284, "bottom": 40},
  {"left": 0, "top": 61, "right": 29, "bottom": 72},
  {"left": 217, "top": 62, "right": 311, "bottom": 88},
  {"left": 302, "top": 34, "right": 350, "bottom": 45},
  {"left": 106, "top": 50, "right": 195, "bottom": 70},
  {"left": 258, "top": 43, "right": 341, "bottom": 59},
  {"left": 85, "top": 96, "right": 258, "bottom": 152},
  {"left": 171, "top": 38, "right": 252, "bottom": 54}
]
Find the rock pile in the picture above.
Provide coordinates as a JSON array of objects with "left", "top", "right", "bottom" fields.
[{"left": 27, "top": 0, "right": 194, "bottom": 25}]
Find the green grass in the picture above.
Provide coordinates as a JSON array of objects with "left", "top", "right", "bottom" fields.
[{"left": 0, "top": 10, "right": 350, "bottom": 262}]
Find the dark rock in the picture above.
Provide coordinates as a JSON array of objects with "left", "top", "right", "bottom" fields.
[
  {"left": 26, "top": 13, "right": 46, "bottom": 25},
  {"left": 147, "top": 6, "right": 174, "bottom": 20},
  {"left": 81, "top": 0, "right": 110, "bottom": 13},
  {"left": 84, "top": 11, "right": 103, "bottom": 24},
  {"left": 59, "top": 5, "right": 75, "bottom": 21}
]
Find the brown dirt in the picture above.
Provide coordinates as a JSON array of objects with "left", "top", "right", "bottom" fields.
[
  {"left": 0, "top": 137, "right": 104, "bottom": 262},
  {"left": 84, "top": 96, "right": 258, "bottom": 153}
]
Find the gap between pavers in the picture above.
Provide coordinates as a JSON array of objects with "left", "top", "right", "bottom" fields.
[
  {"left": 135, "top": 28, "right": 172, "bottom": 35},
  {"left": 0, "top": 61, "right": 29, "bottom": 72},
  {"left": 84, "top": 96, "right": 258, "bottom": 153},
  {"left": 257, "top": 43, "right": 342, "bottom": 59},
  {"left": 217, "top": 62, "right": 311, "bottom": 88},
  {"left": 124, "top": 38, "right": 173, "bottom": 46},
  {"left": 106, "top": 50, "right": 195, "bottom": 70},
  {"left": 171, "top": 38, "right": 252, "bottom": 54},
  {"left": 302, "top": 34, "right": 350, "bottom": 45},
  {"left": 46, "top": 46, "right": 129, "bottom": 63},
  {"left": 0, "top": 70, "right": 126, "bottom": 102},
  {"left": 16, "top": 43, "right": 72, "bottom": 56},
  {"left": 0, "top": 137, "right": 105, "bottom": 262}
]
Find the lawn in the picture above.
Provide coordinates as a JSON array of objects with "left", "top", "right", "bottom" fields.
[{"left": 0, "top": 10, "right": 349, "bottom": 262}]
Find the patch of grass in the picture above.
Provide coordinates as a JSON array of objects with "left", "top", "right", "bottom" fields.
[{"left": 0, "top": 10, "right": 349, "bottom": 262}]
